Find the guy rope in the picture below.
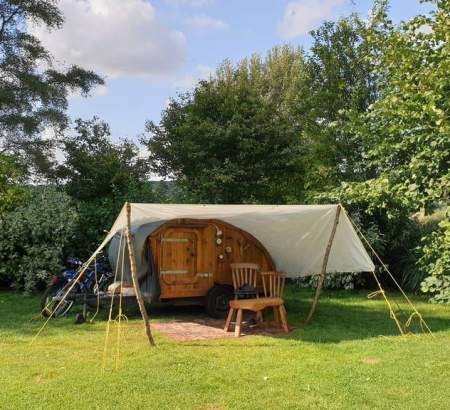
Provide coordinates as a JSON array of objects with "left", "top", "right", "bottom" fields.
[
  {"left": 343, "top": 206, "right": 434, "bottom": 337},
  {"left": 101, "top": 228, "right": 130, "bottom": 372},
  {"left": 102, "top": 229, "right": 123, "bottom": 372}
]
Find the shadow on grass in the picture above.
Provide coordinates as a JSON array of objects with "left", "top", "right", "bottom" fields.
[{"left": 1, "top": 288, "right": 449, "bottom": 344}]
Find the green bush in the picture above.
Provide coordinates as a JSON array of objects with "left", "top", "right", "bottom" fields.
[
  {"left": 0, "top": 154, "right": 26, "bottom": 216},
  {"left": 296, "top": 272, "right": 367, "bottom": 290},
  {"left": 419, "top": 212, "right": 450, "bottom": 304},
  {"left": 311, "top": 179, "right": 427, "bottom": 290},
  {"left": 0, "top": 187, "right": 78, "bottom": 292}
]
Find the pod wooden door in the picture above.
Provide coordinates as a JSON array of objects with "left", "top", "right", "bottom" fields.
[
  {"left": 160, "top": 228, "right": 197, "bottom": 280},
  {"left": 156, "top": 226, "right": 215, "bottom": 298}
]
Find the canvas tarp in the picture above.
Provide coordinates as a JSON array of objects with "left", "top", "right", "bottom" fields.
[{"left": 106, "top": 204, "right": 374, "bottom": 290}]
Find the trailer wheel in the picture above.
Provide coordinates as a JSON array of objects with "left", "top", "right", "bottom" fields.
[{"left": 205, "top": 285, "right": 234, "bottom": 319}]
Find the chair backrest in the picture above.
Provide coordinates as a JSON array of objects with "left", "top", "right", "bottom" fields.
[
  {"left": 230, "top": 263, "right": 260, "bottom": 292},
  {"left": 260, "top": 271, "right": 286, "bottom": 298}
]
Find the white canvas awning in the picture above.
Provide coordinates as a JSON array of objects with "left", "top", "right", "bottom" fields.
[{"left": 103, "top": 203, "right": 374, "bottom": 277}]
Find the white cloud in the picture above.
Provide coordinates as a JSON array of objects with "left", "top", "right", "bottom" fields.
[
  {"left": 184, "top": 14, "right": 227, "bottom": 30},
  {"left": 164, "top": 0, "right": 213, "bottom": 7},
  {"left": 30, "top": 0, "right": 187, "bottom": 80},
  {"left": 173, "top": 64, "right": 213, "bottom": 89},
  {"left": 279, "top": 0, "right": 348, "bottom": 39},
  {"left": 95, "top": 84, "right": 109, "bottom": 97}
]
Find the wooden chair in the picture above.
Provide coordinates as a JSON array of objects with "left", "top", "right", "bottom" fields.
[
  {"left": 230, "top": 263, "right": 260, "bottom": 300},
  {"left": 230, "top": 262, "right": 261, "bottom": 323},
  {"left": 260, "top": 271, "right": 287, "bottom": 325},
  {"left": 261, "top": 271, "right": 286, "bottom": 298},
  {"left": 224, "top": 270, "right": 289, "bottom": 337}
]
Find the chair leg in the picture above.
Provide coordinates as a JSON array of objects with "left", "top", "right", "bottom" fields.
[
  {"left": 224, "top": 308, "right": 234, "bottom": 333},
  {"left": 256, "top": 311, "right": 263, "bottom": 323},
  {"left": 235, "top": 309, "right": 243, "bottom": 337},
  {"left": 279, "top": 305, "right": 289, "bottom": 333}
]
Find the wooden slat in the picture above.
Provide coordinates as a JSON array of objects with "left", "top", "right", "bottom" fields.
[
  {"left": 230, "top": 263, "right": 260, "bottom": 297},
  {"left": 260, "top": 271, "right": 286, "bottom": 297},
  {"left": 160, "top": 270, "right": 189, "bottom": 275},
  {"left": 161, "top": 238, "right": 189, "bottom": 243}
]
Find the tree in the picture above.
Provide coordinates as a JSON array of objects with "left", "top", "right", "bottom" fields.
[
  {"left": 293, "top": 14, "right": 381, "bottom": 192},
  {"left": 0, "top": 0, "right": 103, "bottom": 175},
  {"left": 0, "top": 152, "right": 25, "bottom": 215},
  {"left": 145, "top": 17, "right": 381, "bottom": 203},
  {"left": 56, "top": 117, "right": 158, "bottom": 254},
  {"left": 319, "top": 0, "right": 450, "bottom": 292},
  {"left": 359, "top": 0, "right": 449, "bottom": 211},
  {"left": 57, "top": 118, "right": 150, "bottom": 201},
  {"left": 145, "top": 46, "right": 307, "bottom": 203}
]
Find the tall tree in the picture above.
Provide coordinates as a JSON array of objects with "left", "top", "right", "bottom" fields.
[
  {"left": 294, "top": 14, "right": 381, "bottom": 193},
  {"left": 359, "top": 0, "right": 449, "bottom": 211},
  {"left": 56, "top": 117, "right": 157, "bottom": 253},
  {"left": 57, "top": 118, "right": 150, "bottom": 201},
  {"left": 0, "top": 0, "right": 103, "bottom": 175},
  {"left": 145, "top": 46, "right": 307, "bottom": 203},
  {"left": 319, "top": 0, "right": 450, "bottom": 292}
]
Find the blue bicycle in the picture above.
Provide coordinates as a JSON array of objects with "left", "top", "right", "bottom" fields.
[{"left": 41, "top": 256, "right": 113, "bottom": 318}]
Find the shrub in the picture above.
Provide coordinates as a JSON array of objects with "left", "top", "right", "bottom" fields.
[
  {"left": 296, "top": 272, "right": 367, "bottom": 290},
  {"left": 310, "top": 178, "right": 426, "bottom": 290},
  {"left": 0, "top": 187, "right": 78, "bottom": 292},
  {"left": 419, "top": 211, "right": 450, "bottom": 304}
]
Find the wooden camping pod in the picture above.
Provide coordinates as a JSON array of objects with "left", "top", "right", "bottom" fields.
[{"left": 149, "top": 219, "right": 275, "bottom": 300}]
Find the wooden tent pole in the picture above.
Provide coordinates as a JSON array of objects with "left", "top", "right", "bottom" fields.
[
  {"left": 125, "top": 202, "right": 156, "bottom": 346},
  {"left": 306, "top": 204, "right": 342, "bottom": 324}
]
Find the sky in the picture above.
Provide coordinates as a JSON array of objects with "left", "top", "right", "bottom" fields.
[{"left": 33, "top": 0, "right": 434, "bottom": 141}]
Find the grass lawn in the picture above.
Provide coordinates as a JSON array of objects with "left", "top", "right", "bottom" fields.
[{"left": 1, "top": 287, "right": 449, "bottom": 410}]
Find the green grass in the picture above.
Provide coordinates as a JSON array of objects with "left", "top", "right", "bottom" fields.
[{"left": 1, "top": 288, "right": 449, "bottom": 410}]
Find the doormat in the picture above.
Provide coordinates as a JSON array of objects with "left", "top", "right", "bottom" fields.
[{"left": 152, "top": 318, "right": 293, "bottom": 342}]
